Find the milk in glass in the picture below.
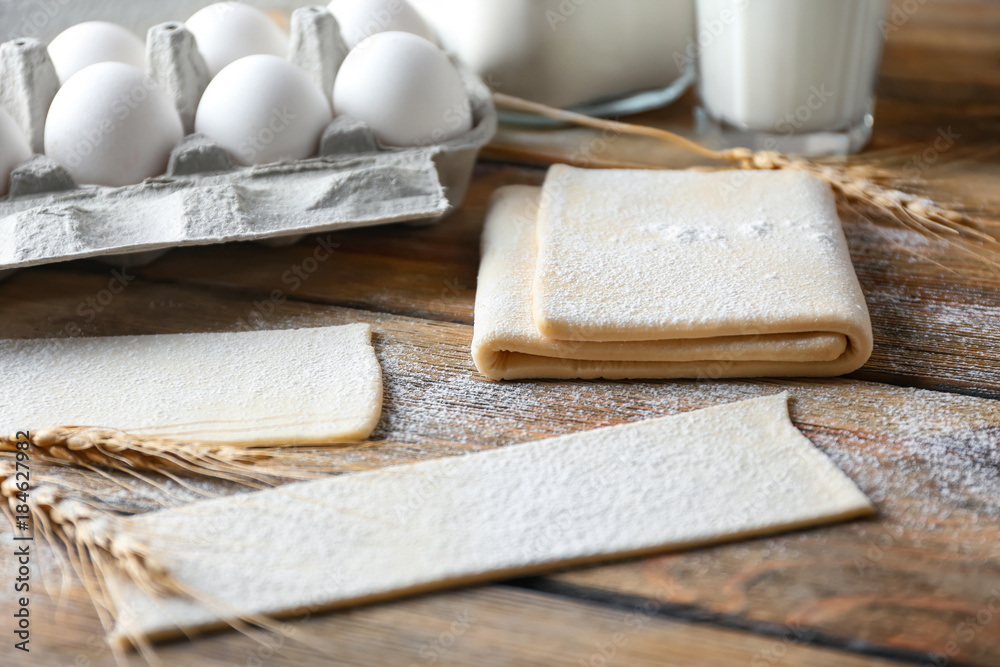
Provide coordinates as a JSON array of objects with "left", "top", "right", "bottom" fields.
[{"left": 696, "top": 0, "right": 889, "bottom": 155}]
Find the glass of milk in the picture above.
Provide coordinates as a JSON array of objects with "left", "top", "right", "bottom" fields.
[{"left": 695, "top": 0, "right": 889, "bottom": 155}]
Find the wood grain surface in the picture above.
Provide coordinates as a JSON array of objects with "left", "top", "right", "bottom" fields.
[{"left": 2, "top": 1, "right": 1000, "bottom": 666}]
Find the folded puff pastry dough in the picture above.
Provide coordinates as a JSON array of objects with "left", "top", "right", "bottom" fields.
[
  {"left": 472, "top": 166, "right": 873, "bottom": 380},
  {"left": 1, "top": 324, "right": 383, "bottom": 445}
]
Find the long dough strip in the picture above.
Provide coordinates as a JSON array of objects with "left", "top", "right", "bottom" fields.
[{"left": 107, "top": 393, "right": 874, "bottom": 646}]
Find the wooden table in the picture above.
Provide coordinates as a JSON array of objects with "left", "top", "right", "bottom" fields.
[{"left": 3, "top": 1, "right": 1000, "bottom": 665}]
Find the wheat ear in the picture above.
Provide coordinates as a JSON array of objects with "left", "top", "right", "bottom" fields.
[
  {"left": 0, "top": 462, "right": 339, "bottom": 662},
  {"left": 0, "top": 463, "right": 176, "bottom": 663},
  {"left": 493, "top": 92, "right": 999, "bottom": 266},
  {"left": 0, "top": 427, "right": 345, "bottom": 491}
]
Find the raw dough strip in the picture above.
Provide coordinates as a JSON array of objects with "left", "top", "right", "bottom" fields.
[
  {"left": 107, "top": 393, "right": 874, "bottom": 646},
  {"left": 0, "top": 324, "right": 383, "bottom": 445}
]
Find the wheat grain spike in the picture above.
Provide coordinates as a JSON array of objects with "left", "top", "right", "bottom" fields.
[
  {"left": 0, "top": 427, "right": 336, "bottom": 489},
  {"left": 0, "top": 464, "right": 177, "bottom": 663}
]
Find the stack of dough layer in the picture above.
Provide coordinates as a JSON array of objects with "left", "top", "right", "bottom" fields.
[
  {"left": 0, "top": 324, "right": 383, "bottom": 445},
  {"left": 472, "top": 166, "right": 873, "bottom": 380}
]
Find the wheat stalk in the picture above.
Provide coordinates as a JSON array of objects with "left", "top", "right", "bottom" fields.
[
  {"left": 493, "top": 92, "right": 999, "bottom": 266},
  {"left": 0, "top": 462, "right": 176, "bottom": 663},
  {"left": 0, "top": 427, "right": 350, "bottom": 492},
  {"left": 0, "top": 461, "right": 337, "bottom": 662},
  {"left": 0, "top": 429, "right": 377, "bottom": 655}
]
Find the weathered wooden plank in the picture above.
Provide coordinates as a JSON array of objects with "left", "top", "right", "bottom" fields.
[
  {"left": 0, "top": 271, "right": 997, "bottom": 664},
  {"left": 0, "top": 580, "right": 905, "bottom": 667},
  {"left": 846, "top": 217, "right": 1000, "bottom": 398}
]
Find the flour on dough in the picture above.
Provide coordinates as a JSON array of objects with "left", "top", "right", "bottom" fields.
[
  {"left": 0, "top": 323, "right": 382, "bottom": 445},
  {"left": 106, "top": 392, "right": 874, "bottom": 646}
]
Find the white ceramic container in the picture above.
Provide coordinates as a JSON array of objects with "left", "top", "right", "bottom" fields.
[{"left": 410, "top": 0, "right": 697, "bottom": 114}]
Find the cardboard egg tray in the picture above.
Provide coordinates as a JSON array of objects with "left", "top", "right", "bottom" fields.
[{"left": 0, "top": 4, "right": 497, "bottom": 281}]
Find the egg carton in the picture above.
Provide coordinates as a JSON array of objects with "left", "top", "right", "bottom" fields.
[{"left": 0, "top": 6, "right": 497, "bottom": 281}]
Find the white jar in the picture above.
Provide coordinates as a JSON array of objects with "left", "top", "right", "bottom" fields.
[
  {"left": 696, "top": 0, "right": 889, "bottom": 155},
  {"left": 410, "top": 0, "right": 696, "bottom": 114}
]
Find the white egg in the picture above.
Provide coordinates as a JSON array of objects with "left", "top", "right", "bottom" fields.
[
  {"left": 186, "top": 2, "right": 290, "bottom": 78},
  {"left": 0, "top": 107, "right": 32, "bottom": 197},
  {"left": 333, "top": 32, "right": 471, "bottom": 147},
  {"left": 195, "top": 55, "right": 332, "bottom": 165},
  {"left": 47, "top": 21, "right": 147, "bottom": 85},
  {"left": 328, "top": 0, "right": 436, "bottom": 48},
  {"left": 44, "top": 62, "right": 184, "bottom": 187}
]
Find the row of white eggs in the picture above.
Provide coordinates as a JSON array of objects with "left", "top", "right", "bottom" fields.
[{"left": 0, "top": 0, "right": 472, "bottom": 193}]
